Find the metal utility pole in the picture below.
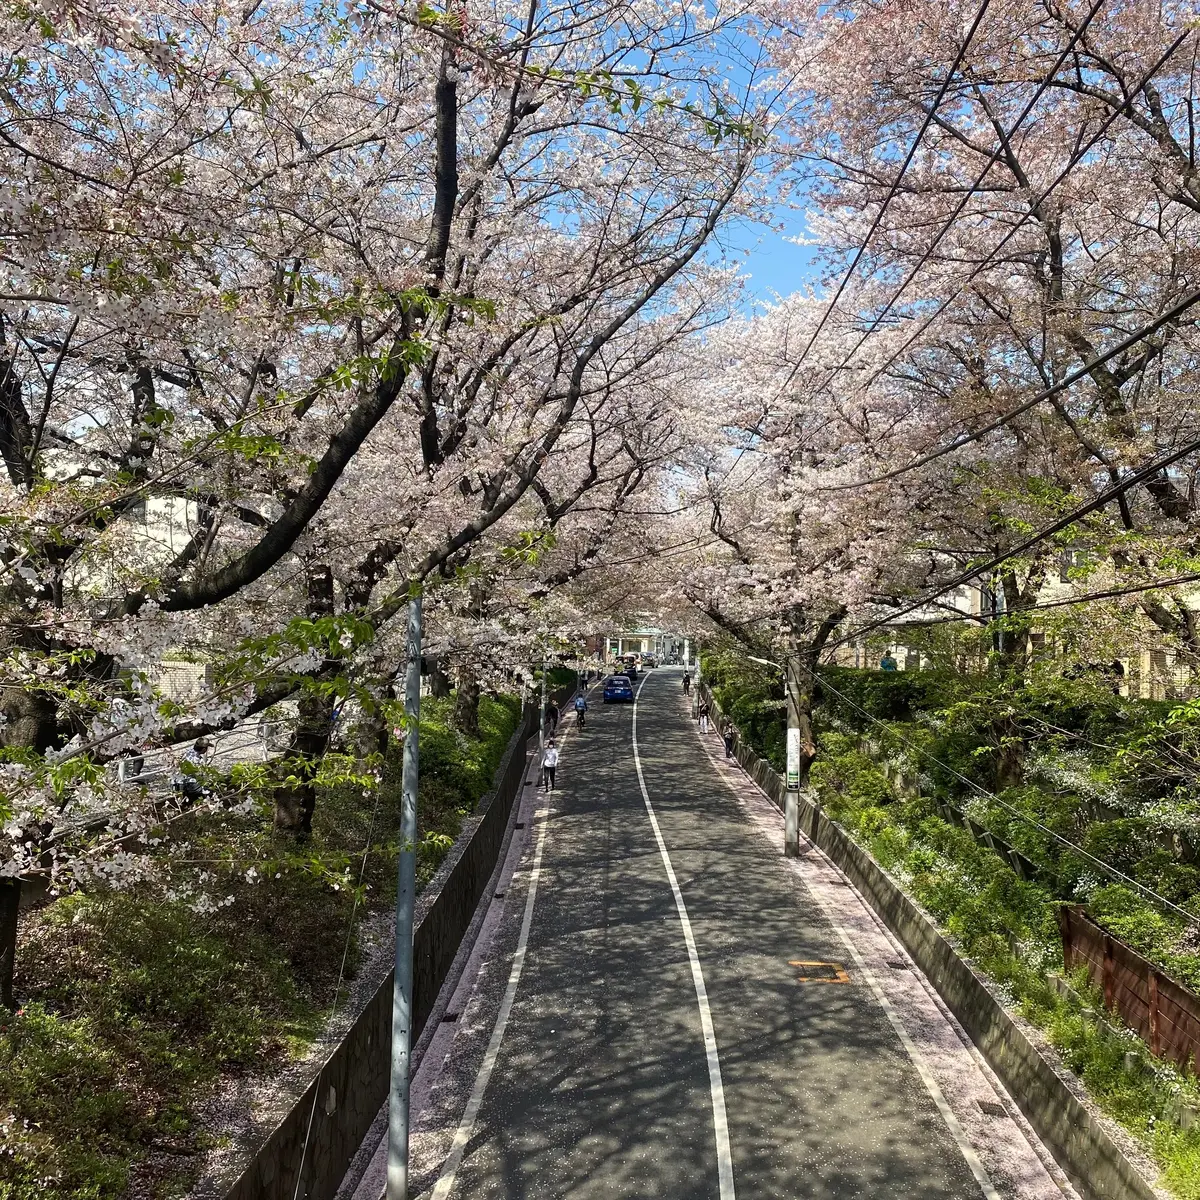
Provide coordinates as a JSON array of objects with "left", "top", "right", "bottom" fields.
[
  {"left": 784, "top": 652, "right": 802, "bottom": 857},
  {"left": 387, "top": 589, "right": 422, "bottom": 1200},
  {"left": 693, "top": 644, "right": 702, "bottom": 718}
]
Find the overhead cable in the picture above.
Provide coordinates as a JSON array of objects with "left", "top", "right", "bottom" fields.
[
  {"left": 805, "top": 30, "right": 1196, "bottom": 492},
  {"left": 826, "top": 432, "right": 1200, "bottom": 649},
  {"left": 825, "top": 0, "right": 1109, "bottom": 376},
  {"left": 823, "top": 285, "right": 1200, "bottom": 491},
  {"left": 775, "top": 0, "right": 993, "bottom": 389},
  {"left": 808, "top": 665, "right": 1200, "bottom": 931},
  {"left": 861, "top": 569, "right": 1200, "bottom": 629}
]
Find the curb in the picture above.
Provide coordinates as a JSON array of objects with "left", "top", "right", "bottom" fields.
[{"left": 699, "top": 686, "right": 1164, "bottom": 1200}]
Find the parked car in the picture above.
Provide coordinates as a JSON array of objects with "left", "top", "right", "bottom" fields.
[{"left": 603, "top": 675, "right": 634, "bottom": 703}]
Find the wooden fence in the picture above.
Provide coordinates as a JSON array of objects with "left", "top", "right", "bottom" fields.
[{"left": 1058, "top": 904, "right": 1200, "bottom": 1072}]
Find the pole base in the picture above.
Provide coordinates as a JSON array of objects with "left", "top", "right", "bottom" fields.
[{"left": 784, "top": 789, "right": 800, "bottom": 857}]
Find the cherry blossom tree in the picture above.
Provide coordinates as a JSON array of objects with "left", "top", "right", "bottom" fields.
[
  {"left": 759, "top": 0, "right": 1200, "bottom": 660},
  {"left": 0, "top": 0, "right": 780, "bottom": 982}
]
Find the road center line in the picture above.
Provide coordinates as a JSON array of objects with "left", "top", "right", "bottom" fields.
[{"left": 632, "top": 674, "right": 737, "bottom": 1200}]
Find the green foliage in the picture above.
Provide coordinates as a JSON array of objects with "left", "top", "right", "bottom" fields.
[
  {"left": 714, "top": 652, "right": 1200, "bottom": 1196},
  {"left": 0, "top": 689, "right": 523, "bottom": 1198},
  {"left": 0, "top": 894, "right": 305, "bottom": 1198},
  {"left": 701, "top": 648, "right": 785, "bottom": 768},
  {"left": 417, "top": 694, "right": 522, "bottom": 808},
  {"left": 501, "top": 530, "right": 557, "bottom": 566}
]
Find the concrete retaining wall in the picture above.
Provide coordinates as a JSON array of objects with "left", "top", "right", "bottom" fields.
[
  {"left": 700, "top": 686, "right": 1160, "bottom": 1200},
  {"left": 221, "top": 703, "right": 539, "bottom": 1200}
]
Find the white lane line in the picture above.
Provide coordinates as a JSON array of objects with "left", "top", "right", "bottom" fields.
[
  {"left": 633, "top": 675, "right": 737, "bottom": 1200},
  {"left": 428, "top": 751, "right": 556, "bottom": 1198},
  {"left": 827, "top": 923, "right": 1001, "bottom": 1200},
  {"left": 691, "top": 719, "right": 999, "bottom": 1200}
]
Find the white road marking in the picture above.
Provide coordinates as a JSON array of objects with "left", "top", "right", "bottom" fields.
[
  {"left": 427, "top": 742, "right": 557, "bottom": 1199},
  {"left": 691, "top": 713, "right": 1002, "bottom": 1200},
  {"left": 633, "top": 675, "right": 737, "bottom": 1200},
  {"left": 828, "top": 923, "right": 1002, "bottom": 1200}
]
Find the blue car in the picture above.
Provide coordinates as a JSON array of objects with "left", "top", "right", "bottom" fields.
[{"left": 603, "top": 675, "right": 634, "bottom": 703}]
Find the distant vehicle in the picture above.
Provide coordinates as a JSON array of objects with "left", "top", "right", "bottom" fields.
[
  {"left": 620, "top": 656, "right": 639, "bottom": 678},
  {"left": 641, "top": 654, "right": 657, "bottom": 668},
  {"left": 603, "top": 675, "right": 634, "bottom": 703}
]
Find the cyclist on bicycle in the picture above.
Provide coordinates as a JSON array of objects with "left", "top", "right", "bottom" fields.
[{"left": 574, "top": 691, "right": 588, "bottom": 728}]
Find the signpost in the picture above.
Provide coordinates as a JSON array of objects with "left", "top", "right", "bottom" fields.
[{"left": 784, "top": 654, "right": 802, "bottom": 857}]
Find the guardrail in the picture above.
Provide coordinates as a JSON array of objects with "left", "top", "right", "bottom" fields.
[
  {"left": 112, "top": 716, "right": 296, "bottom": 786},
  {"left": 1060, "top": 904, "right": 1200, "bottom": 1073}
]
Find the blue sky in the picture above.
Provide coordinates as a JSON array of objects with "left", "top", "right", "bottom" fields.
[{"left": 711, "top": 209, "right": 821, "bottom": 308}]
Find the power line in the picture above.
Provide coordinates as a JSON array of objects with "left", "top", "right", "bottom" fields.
[
  {"left": 822, "top": 284, "right": 1200, "bottom": 492},
  {"left": 775, "top": 0, "right": 992, "bottom": 390},
  {"left": 826, "top": 432, "right": 1200, "bottom": 650},
  {"left": 719, "top": 31, "right": 1191, "bottom": 510},
  {"left": 858, "top": 569, "right": 1200, "bottom": 631},
  {"left": 808, "top": 663, "right": 1200, "bottom": 930},
  {"left": 802, "top": 29, "right": 1196, "bottom": 489},
  {"left": 824, "top": 0, "right": 1109, "bottom": 378}
]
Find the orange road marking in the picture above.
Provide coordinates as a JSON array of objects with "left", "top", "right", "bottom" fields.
[{"left": 790, "top": 960, "right": 851, "bottom": 984}]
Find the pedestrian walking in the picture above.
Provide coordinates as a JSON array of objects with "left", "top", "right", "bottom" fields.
[
  {"left": 682, "top": 671, "right": 691, "bottom": 696},
  {"left": 542, "top": 739, "right": 559, "bottom": 791},
  {"left": 880, "top": 651, "right": 898, "bottom": 672},
  {"left": 547, "top": 699, "right": 560, "bottom": 734},
  {"left": 723, "top": 720, "right": 735, "bottom": 758},
  {"left": 698, "top": 700, "right": 710, "bottom": 735}
]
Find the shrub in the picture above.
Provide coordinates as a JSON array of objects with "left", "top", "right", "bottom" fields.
[{"left": 0, "top": 688, "right": 524, "bottom": 1199}]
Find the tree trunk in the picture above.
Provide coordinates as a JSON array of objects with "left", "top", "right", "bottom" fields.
[
  {"left": 273, "top": 563, "right": 336, "bottom": 839},
  {"left": 988, "top": 564, "right": 1047, "bottom": 790},
  {"left": 0, "top": 878, "right": 18, "bottom": 1011},
  {"left": 0, "top": 686, "right": 58, "bottom": 753},
  {"left": 795, "top": 671, "right": 820, "bottom": 790},
  {"left": 792, "top": 606, "right": 846, "bottom": 789},
  {"left": 429, "top": 655, "right": 452, "bottom": 698},
  {"left": 453, "top": 670, "right": 480, "bottom": 739}
]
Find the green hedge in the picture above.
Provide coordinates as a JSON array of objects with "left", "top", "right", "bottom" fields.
[{"left": 811, "top": 733, "right": 1200, "bottom": 1198}]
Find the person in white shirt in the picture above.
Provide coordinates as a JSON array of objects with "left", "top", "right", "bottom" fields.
[{"left": 542, "top": 739, "right": 560, "bottom": 791}]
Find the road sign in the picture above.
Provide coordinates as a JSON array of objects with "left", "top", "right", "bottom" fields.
[{"left": 786, "top": 726, "right": 801, "bottom": 791}]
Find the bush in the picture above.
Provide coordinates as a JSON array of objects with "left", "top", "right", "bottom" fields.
[
  {"left": 2, "top": 894, "right": 306, "bottom": 1197},
  {"left": 0, "top": 688, "right": 524, "bottom": 1199}
]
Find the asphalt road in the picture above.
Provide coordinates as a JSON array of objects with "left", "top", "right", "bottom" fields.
[{"left": 415, "top": 668, "right": 1004, "bottom": 1199}]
